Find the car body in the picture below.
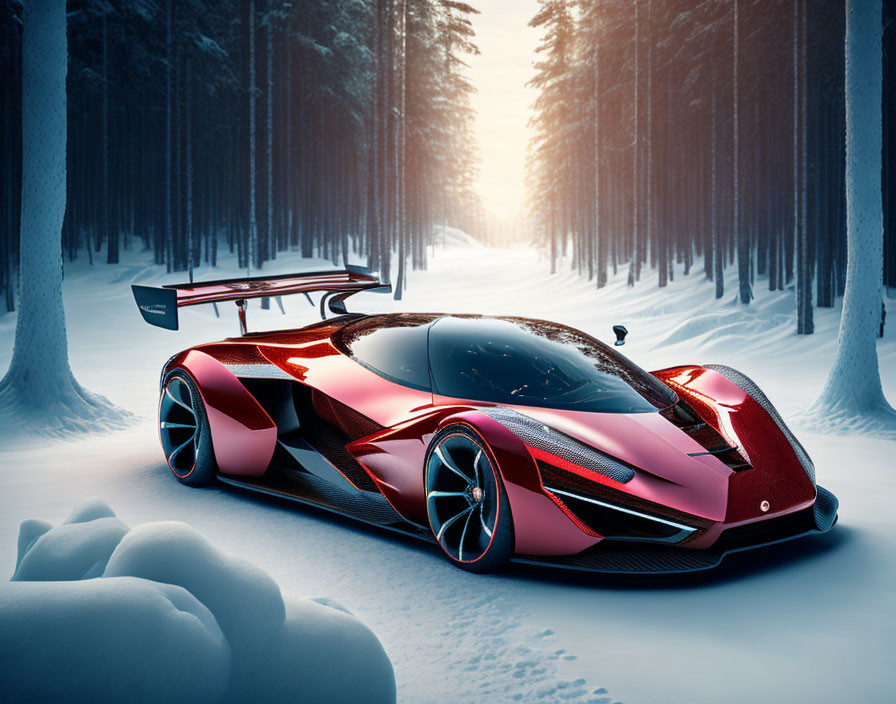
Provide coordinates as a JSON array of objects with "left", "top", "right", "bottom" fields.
[{"left": 134, "top": 268, "right": 838, "bottom": 573}]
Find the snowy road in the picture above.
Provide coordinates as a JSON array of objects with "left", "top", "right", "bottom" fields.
[{"left": 1, "top": 238, "right": 893, "bottom": 703}]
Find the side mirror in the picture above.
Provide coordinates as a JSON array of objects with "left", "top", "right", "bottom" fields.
[{"left": 612, "top": 325, "right": 628, "bottom": 346}]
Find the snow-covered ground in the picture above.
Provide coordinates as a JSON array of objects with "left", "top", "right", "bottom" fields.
[{"left": 1, "top": 234, "right": 894, "bottom": 703}]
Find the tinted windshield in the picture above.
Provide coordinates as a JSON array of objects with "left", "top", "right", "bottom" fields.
[
  {"left": 339, "top": 314, "right": 431, "bottom": 391},
  {"left": 428, "top": 317, "right": 676, "bottom": 413}
]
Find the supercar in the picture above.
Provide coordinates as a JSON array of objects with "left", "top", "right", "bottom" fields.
[{"left": 133, "top": 267, "right": 838, "bottom": 573}]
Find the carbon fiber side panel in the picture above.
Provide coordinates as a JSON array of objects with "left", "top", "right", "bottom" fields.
[
  {"left": 813, "top": 484, "right": 839, "bottom": 531},
  {"left": 311, "top": 388, "right": 384, "bottom": 441}
]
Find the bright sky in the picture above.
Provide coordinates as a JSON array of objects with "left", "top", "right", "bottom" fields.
[{"left": 467, "top": 0, "right": 541, "bottom": 220}]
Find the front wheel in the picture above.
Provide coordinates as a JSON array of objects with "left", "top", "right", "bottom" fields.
[
  {"left": 424, "top": 425, "right": 514, "bottom": 572},
  {"left": 159, "top": 371, "right": 217, "bottom": 487}
]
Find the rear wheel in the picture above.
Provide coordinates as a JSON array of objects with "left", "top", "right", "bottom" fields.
[
  {"left": 159, "top": 371, "right": 217, "bottom": 487},
  {"left": 424, "top": 425, "right": 514, "bottom": 572}
]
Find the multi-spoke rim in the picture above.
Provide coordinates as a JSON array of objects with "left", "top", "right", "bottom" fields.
[
  {"left": 426, "top": 432, "right": 499, "bottom": 563},
  {"left": 159, "top": 376, "right": 199, "bottom": 478}
]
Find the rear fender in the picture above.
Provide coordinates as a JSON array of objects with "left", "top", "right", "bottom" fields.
[{"left": 166, "top": 350, "right": 277, "bottom": 477}]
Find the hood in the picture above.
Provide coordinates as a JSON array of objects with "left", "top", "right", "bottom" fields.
[{"left": 507, "top": 405, "right": 732, "bottom": 521}]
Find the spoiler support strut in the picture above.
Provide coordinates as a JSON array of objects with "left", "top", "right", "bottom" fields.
[{"left": 236, "top": 299, "right": 248, "bottom": 335}]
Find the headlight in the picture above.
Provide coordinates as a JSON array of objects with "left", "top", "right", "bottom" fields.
[{"left": 479, "top": 407, "right": 635, "bottom": 484}]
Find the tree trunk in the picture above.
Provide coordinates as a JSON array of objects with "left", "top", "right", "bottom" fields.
[
  {"left": 103, "top": 7, "right": 117, "bottom": 264},
  {"left": 805, "top": 0, "right": 895, "bottom": 432},
  {"left": 186, "top": 59, "right": 194, "bottom": 283},
  {"left": 165, "top": 0, "right": 173, "bottom": 273},
  {"left": 628, "top": 0, "right": 639, "bottom": 287},
  {"left": 734, "top": 0, "right": 750, "bottom": 304},
  {"left": 712, "top": 67, "right": 723, "bottom": 299},
  {"left": 248, "top": 0, "right": 258, "bottom": 272},
  {"left": 260, "top": 1, "right": 274, "bottom": 311},
  {"left": 649, "top": 1, "right": 663, "bottom": 288},
  {"left": 594, "top": 39, "right": 606, "bottom": 289},
  {"left": 266, "top": 0, "right": 274, "bottom": 263},
  {"left": 394, "top": 0, "right": 407, "bottom": 300},
  {"left": 0, "top": 0, "right": 128, "bottom": 435},
  {"left": 796, "top": 0, "right": 813, "bottom": 333}
]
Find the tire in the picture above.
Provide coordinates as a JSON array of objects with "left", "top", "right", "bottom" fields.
[
  {"left": 159, "top": 370, "right": 217, "bottom": 487},
  {"left": 424, "top": 424, "right": 514, "bottom": 572}
]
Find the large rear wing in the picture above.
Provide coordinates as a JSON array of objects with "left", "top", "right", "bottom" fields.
[{"left": 132, "top": 265, "right": 390, "bottom": 333}]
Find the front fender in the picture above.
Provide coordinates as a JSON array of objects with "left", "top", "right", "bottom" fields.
[
  {"left": 348, "top": 407, "right": 599, "bottom": 556},
  {"left": 436, "top": 410, "right": 601, "bottom": 557},
  {"left": 652, "top": 365, "right": 816, "bottom": 531},
  {"left": 166, "top": 349, "right": 277, "bottom": 477}
]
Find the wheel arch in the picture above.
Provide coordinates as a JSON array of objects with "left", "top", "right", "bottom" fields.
[
  {"left": 163, "top": 349, "right": 278, "bottom": 477},
  {"left": 434, "top": 410, "right": 602, "bottom": 557}
]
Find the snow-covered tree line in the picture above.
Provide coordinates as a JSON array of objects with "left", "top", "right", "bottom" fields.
[
  {"left": 526, "top": 0, "right": 896, "bottom": 333},
  {"left": 0, "top": 0, "right": 482, "bottom": 306}
]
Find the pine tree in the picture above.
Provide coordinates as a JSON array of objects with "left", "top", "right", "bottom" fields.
[
  {"left": 0, "top": 0, "right": 130, "bottom": 435},
  {"left": 804, "top": 0, "right": 895, "bottom": 433}
]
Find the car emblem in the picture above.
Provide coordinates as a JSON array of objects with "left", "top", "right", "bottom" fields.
[
  {"left": 472, "top": 487, "right": 483, "bottom": 502},
  {"left": 760, "top": 500, "right": 770, "bottom": 513}
]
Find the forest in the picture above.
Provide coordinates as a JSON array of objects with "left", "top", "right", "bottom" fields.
[
  {"left": 0, "top": 0, "right": 895, "bottom": 334},
  {"left": 527, "top": 0, "right": 896, "bottom": 335},
  {"left": 0, "top": 0, "right": 483, "bottom": 306}
]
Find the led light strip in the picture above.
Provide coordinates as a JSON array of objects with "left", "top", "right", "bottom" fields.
[{"left": 545, "top": 487, "right": 697, "bottom": 544}]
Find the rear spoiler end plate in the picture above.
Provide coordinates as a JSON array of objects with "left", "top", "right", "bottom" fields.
[{"left": 133, "top": 285, "right": 179, "bottom": 330}]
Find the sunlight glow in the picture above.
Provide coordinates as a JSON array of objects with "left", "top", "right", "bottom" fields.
[{"left": 468, "top": 0, "right": 540, "bottom": 221}]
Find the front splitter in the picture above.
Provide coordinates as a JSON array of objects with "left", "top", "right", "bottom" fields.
[{"left": 513, "top": 485, "right": 839, "bottom": 574}]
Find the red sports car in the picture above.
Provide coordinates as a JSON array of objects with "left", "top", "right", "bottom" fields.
[{"left": 133, "top": 268, "right": 838, "bottom": 573}]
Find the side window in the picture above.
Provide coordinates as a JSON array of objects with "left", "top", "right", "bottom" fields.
[{"left": 339, "top": 316, "right": 432, "bottom": 391}]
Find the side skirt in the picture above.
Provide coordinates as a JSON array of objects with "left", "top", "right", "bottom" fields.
[{"left": 216, "top": 471, "right": 435, "bottom": 543}]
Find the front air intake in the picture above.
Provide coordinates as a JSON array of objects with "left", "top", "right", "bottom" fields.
[
  {"left": 546, "top": 485, "right": 696, "bottom": 544},
  {"left": 536, "top": 459, "right": 714, "bottom": 544}
]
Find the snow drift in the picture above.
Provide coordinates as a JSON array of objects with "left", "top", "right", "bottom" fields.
[{"left": 0, "top": 499, "right": 396, "bottom": 704}]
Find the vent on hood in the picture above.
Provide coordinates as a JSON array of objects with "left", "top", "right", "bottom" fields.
[{"left": 660, "top": 400, "right": 752, "bottom": 472}]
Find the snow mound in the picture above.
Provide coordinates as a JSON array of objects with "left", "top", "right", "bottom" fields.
[
  {"left": 1, "top": 500, "right": 396, "bottom": 704},
  {"left": 0, "top": 577, "right": 230, "bottom": 703},
  {"left": 0, "top": 372, "right": 137, "bottom": 443},
  {"left": 792, "top": 396, "right": 896, "bottom": 439},
  {"left": 435, "top": 225, "right": 483, "bottom": 248},
  {"left": 104, "top": 521, "right": 286, "bottom": 662},
  {"left": 13, "top": 514, "right": 128, "bottom": 581},
  {"left": 13, "top": 498, "right": 128, "bottom": 581}
]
